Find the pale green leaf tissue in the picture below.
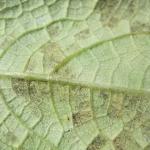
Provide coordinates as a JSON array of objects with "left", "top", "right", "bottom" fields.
[{"left": 0, "top": 0, "right": 150, "bottom": 150}]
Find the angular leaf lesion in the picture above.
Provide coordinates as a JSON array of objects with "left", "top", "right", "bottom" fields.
[
  {"left": 87, "top": 134, "right": 106, "bottom": 150},
  {"left": 72, "top": 110, "right": 93, "bottom": 126},
  {"left": 11, "top": 78, "right": 29, "bottom": 97}
]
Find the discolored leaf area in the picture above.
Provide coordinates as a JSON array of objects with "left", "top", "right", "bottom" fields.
[{"left": 0, "top": 0, "right": 150, "bottom": 150}]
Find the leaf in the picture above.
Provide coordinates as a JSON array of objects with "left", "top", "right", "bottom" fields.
[{"left": 0, "top": 0, "right": 150, "bottom": 150}]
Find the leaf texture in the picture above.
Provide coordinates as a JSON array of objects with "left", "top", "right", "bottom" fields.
[{"left": 0, "top": 0, "right": 150, "bottom": 150}]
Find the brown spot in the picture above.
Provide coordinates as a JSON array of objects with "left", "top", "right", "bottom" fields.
[
  {"left": 47, "top": 22, "right": 62, "bottom": 36},
  {"left": 99, "top": 91, "right": 110, "bottom": 100},
  {"left": 87, "top": 135, "right": 106, "bottom": 150},
  {"left": 72, "top": 111, "right": 93, "bottom": 126},
  {"left": 28, "top": 81, "right": 38, "bottom": 96},
  {"left": 108, "top": 92, "right": 124, "bottom": 118},
  {"left": 31, "top": 105, "right": 41, "bottom": 117},
  {"left": 140, "top": 120, "right": 150, "bottom": 143},
  {"left": 58, "top": 67, "right": 75, "bottom": 78},
  {"left": 75, "top": 29, "right": 90, "bottom": 40},
  {"left": 79, "top": 101, "right": 90, "bottom": 111},
  {"left": 42, "top": 42, "right": 65, "bottom": 73},
  {"left": 96, "top": 0, "right": 120, "bottom": 27},
  {"left": 127, "top": 0, "right": 137, "bottom": 14},
  {"left": 67, "top": 117, "right": 70, "bottom": 121},
  {"left": 28, "top": 81, "right": 43, "bottom": 105},
  {"left": 11, "top": 78, "right": 28, "bottom": 96},
  {"left": 113, "top": 131, "right": 140, "bottom": 150},
  {"left": 113, "top": 136, "right": 124, "bottom": 150},
  {"left": 95, "top": 0, "right": 146, "bottom": 30},
  {"left": 123, "top": 94, "right": 141, "bottom": 110}
]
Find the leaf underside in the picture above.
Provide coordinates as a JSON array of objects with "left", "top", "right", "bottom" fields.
[{"left": 0, "top": 0, "right": 150, "bottom": 150}]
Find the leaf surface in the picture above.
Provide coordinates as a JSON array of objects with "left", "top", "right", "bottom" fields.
[{"left": 0, "top": 0, "right": 150, "bottom": 150}]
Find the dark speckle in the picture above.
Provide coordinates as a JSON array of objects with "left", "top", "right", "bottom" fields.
[
  {"left": 99, "top": 91, "right": 109, "bottom": 100},
  {"left": 67, "top": 117, "right": 70, "bottom": 121},
  {"left": 87, "top": 135, "right": 106, "bottom": 150},
  {"left": 11, "top": 78, "right": 28, "bottom": 96},
  {"left": 75, "top": 29, "right": 90, "bottom": 40},
  {"left": 72, "top": 111, "right": 93, "bottom": 126}
]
